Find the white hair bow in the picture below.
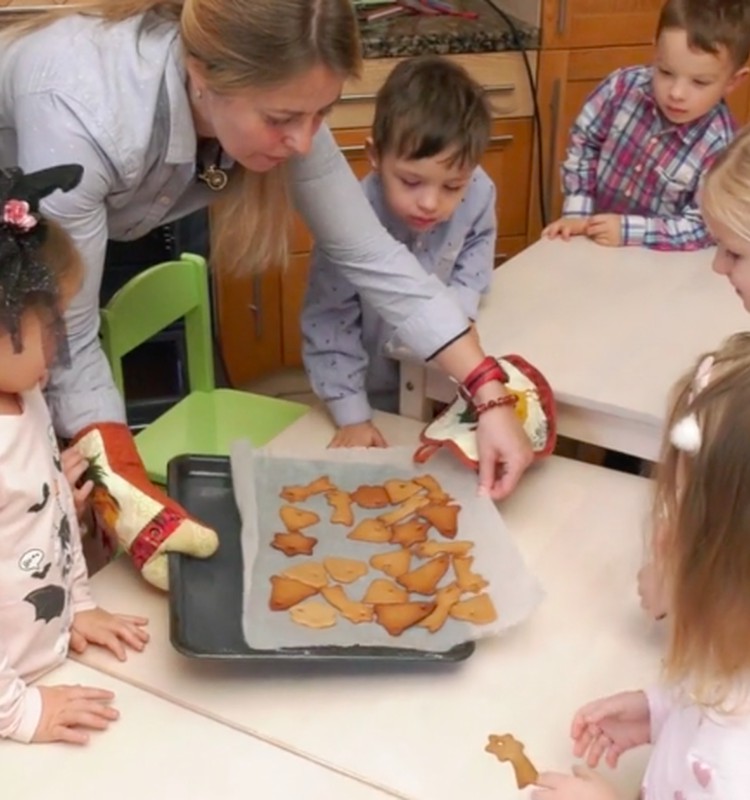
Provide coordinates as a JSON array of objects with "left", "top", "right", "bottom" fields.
[{"left": 670, "top": 355, "right": 714, "bottom": 455}]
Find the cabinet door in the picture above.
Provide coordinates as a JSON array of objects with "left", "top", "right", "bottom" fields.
[{"left": 542, "top": 0, "right": 663, "bottom": 49}]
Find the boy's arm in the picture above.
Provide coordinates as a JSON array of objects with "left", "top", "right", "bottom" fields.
[
  {"left": 561, "top": 71, "right": 621, "bottom": 217},
  {"left": 619, "top": 205, "right": 712, "bottom": 250},
  {"left": 301, "top": 248, "right": 374, "bottom": 427},
  {"left": 447, "top": 179, "right": 497, "bottom": 320}
]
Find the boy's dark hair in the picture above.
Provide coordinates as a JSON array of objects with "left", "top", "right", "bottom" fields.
[
  {"left": 657, "top": 0, "right": 750, "bottom": 69},
  {"left": 372, "top": 56, "right": 491, "bottom": 168}
]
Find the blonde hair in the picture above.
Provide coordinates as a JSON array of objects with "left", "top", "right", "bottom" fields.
[
  {"left": 652, "top": 333, "right": 750, "bottom": 708},
  {"left": 5, "top": 0, "right": 362, "bottom": 275},
  {"left": 702, "top": 125, "right": 750, "bottom": 244}
]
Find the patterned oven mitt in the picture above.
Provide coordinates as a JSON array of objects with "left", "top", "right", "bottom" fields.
[
  {"left": 73, "top": 422, "right": 219, "bottom": 590},
  {"left": 413, "top": 354, "right": 557, "bottom": 469}
]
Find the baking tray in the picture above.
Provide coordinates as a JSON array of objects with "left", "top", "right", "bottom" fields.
[{"left": 167, "top": 454, "right": 475, "bottom": 662}]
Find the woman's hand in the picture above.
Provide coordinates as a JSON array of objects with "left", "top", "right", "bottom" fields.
[
  {"left": 328, "top": 422, "right": 388, "bottom": 449},
  {"left": 33, "top": 684, "right": 118, "bottom": 745},
  {"left": 70, "top": 608, "right": 149, "bottom": 661},
  {"left": 532, "top": 766, "right": 619, "bottom": 800},
  {"left": 474, "top": 380, "right": 533, "bottom": 499},
  {"left": 570, "top": 690, "right": 651, "bottom": 769},
  {"left": 60, "top": 446, "right": 94, "bottom": 520}
]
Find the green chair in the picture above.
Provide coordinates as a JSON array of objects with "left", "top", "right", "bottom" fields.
[{"left": 100, "top": 252, "right": 308, "bottom": 484}]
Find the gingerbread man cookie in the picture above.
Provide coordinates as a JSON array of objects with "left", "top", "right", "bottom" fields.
[{"left": 484, "top": 733, "right": 538, "bottom": 789}]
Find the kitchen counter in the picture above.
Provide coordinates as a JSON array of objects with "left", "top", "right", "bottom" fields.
[{"left": 358, "top": 0, "right": 538, "bottom": 58}]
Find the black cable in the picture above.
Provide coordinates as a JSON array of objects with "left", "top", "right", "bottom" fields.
[{"left": 490, "top": 7, "right": 548, "bottom": 229}]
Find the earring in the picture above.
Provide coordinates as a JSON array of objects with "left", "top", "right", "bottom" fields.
[{"left": 195, "top": 89, "right": 203, "bottom": 101}]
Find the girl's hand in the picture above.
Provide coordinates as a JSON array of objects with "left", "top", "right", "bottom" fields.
[
  {"left": 33, "top": 684, "right": 118, "bottom": 745},
  {"left": 571, "top": 691, "right": 651, "bottom": 769},
  {"left": 532, "top": 766, "right": 619, "bottom": 800},
  {"left": 328, "top": 422, "right": 388, "bottom": 449},
  {"left": 60, "top": 446, "right": 94, "bottom": 519},
  {"left": 637, "top": 562, "right": 668, "bottom": 620},
  {"left": 70, "top": 608, "right": 149, "bottom": 661},
  {"left": 474, "top": 385, "right": 533, "bottom": 499},
  {"left": 587, "top": 214, "right": 622, "bottom": 247},
  {"left": 542, "top": 216, "right": 590, "bottom": 241}
]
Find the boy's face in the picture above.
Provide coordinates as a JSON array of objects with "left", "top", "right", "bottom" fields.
[
  {"left": 652, "top": 29, "right": 746, "bottom": 125},
  {"left": 705, "top": 210, "right": 750, "bottom": 312},
  {"left": 369, "top": 145, "right": 475, "bottom": 233}
]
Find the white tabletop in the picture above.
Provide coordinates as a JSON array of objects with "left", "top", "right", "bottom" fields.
[
  {"left": 404, "top": 237, "right": 749, "bottom": 458},
  {"left": 78, "top": 409, "right": 665, "bottom": 800},
  {"left": 2, "top": 660, "right": 393, "bottom": 800}
]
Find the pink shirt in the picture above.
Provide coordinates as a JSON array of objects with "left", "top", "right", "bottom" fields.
[
  {"left": 0, "top": 386, "right": 94, "bottom": 742},
  {"left": 643, "top": 686, "right": 750, "bottom": 798}
]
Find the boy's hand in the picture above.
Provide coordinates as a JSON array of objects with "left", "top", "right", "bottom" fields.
[
  {"left": 70, "top": 608, "right": 149, "bottom": 661},
  {"left": 60, "top": 446, "right": 94, "bottom": 519},
  {"left": 570, "top": 690, "right": 651, "bottom": 769},
  {"left": 637, "top": 562, "right": 668, "bottom": 620},
  {"left": 329, "top": 422, "right": 388, "bottom": 449},
  {"left": 33, "top": 684, "right": 118, "bottom": 745},
  {"left": 587, "top": 214, "right": 622, "bottom": 247},
  {"left": 542, "top": 216, "right": 589, "bottom": 241},
  {"left": 532, "top": 766, "right": 619, "bottom": 800}
]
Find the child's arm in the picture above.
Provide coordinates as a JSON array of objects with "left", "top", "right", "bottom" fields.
[
  {"left": 618, "top": 203, "right": 712, "bottom": 251},
  {"left": 560, "top": 71, "right": 621, "bottom": 218},
  {"left": 0, "top": 648, "right": 42, "bottom": 742},
  {"left": 300, "top": 246, "right": 376, "bottom": 429},
  {"left": 446, "top": 176, "right": 496, "bottom": 319}
]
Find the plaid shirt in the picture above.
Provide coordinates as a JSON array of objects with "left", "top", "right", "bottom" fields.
[{"left": 561, "top": 65, "right": 736, "bottom": 250}]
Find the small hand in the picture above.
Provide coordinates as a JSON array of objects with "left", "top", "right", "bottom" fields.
[
  {"left": 60, "top": 446, "right": 94, "bottom": 520},
  {"left": 542, "top": 217, "right": 590, "bottom": 241},
  {"left": 532, "top": 766, "right": 619, "bottom": 800},
  {"left": 70, "top": 607, "right": 149, "bottom": 661},
  {"left": 474, "top": 381, "right": 534, "bottom": 500},
  {"left": 637, "top": 562, "right": 668, "bottom": 620},
  {"left": 570, "top": 690, "right": 651, "bottom": 769},
  {"left": 328, "top": 422, "right": 388, "bottom": 449},
  {"left": 586, "top": 214, "right": 622, "bottom": 247},
  {"left": 33, "top": 684, "right": 118, "bottom": 745}
]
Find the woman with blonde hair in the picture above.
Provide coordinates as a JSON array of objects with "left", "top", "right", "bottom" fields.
[
  {"left": 0, "top": 0, "right": 531, "bottom": 582},
  {"left": 533, "top": 333, "right": 750, "bottom": 800}
]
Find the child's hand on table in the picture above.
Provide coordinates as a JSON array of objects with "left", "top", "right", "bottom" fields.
[
  {"left": 586, "top": 214, "right": 622, "bottom": 247},
  {"left": 70, "top": 608, "right": 149, "bottom": 661},
  {"left": 328, "top": 422, "right": 388, "bottom": 449},
  {"left": 542, "top": 216, "right": 589, "bottom": 241},
  {"left": 33, "top": 684, "right": 118, "bottom": 745},
  {"left": 60, "top": 446, "right": 94, "bottom": 520},
  {"left": 571, "top": 690, "right": 651, "bottom": 768},
  {"left": 532, "top": 766, "right": 619, "bottom": 800}
]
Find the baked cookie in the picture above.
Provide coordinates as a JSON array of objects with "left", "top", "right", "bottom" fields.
[
  {"left": 325, "top": 490, "right": 354, "bottom": 526},
  {"left": 397, "top": 554, "right": 450, "bottom": 595},
  {"left": 417, "top": 503, "right": 460, "bottom": 539},
  {"left": 289, "top": 600, "right": 337, "bottom": 629},
  {"left": 453, "top": 555, "right": 488, "bottom": 593},
  {"left": 378, "top": 495, "right": 430, "bottom": 526},
  {"left": 390, "top": 519, "right": 430, "bottom": 548},
  {"left": 320, "top": 584, "right": 374, "bottom": 624},
  {"left": 373, "top": 601, "right": 435, "bottom": 636},
  {"left": 348, "top": 517, "right": 392, "bottom": 543},
  {"left": 369, "top": 548, "right": 412, "bottom": 579},
  {"left": 280, "top": 476, "right": 335, "bottom": 503},
  {"left": 383, "top": 479, "right": 422, "bottom": 504},
  {"left": 413, "top": 474, "right": 451, "bottom": 504},
  {"left": 280, "top": 561, "right": 328, "bottom": 589},
  {"left": 323, "top": 556, "right": 368, "bottom": 584},
  {"left": 414, "top": 540, "right": 474, "bottom": 558},
  {"left": 271, "top": 531, "right": 319, "bottom": 557},
  {"left": 362, "top": 578, "right": 409, "bottom": 605},
  {"left": 484, "top": 734, "right": 538, "bottom": 789},
  {"left": 351, "top": 485, "right": 390, "bottom": 509},
  {"left": 279, "top": 505, "right": 320, "bottom": 531},
  {"left": 269, "top": 575, "right": 319, "bottom": 611},
  {"left": 418, "top": 583, "right": 463, "bottom": 633},
  {"left": 449, "top": 593, "right": 497, "bottom": 624}
]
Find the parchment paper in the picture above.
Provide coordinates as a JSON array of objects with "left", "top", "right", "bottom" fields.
[{"left": 231, "top": 440, "right": 543, "bottom": 651}]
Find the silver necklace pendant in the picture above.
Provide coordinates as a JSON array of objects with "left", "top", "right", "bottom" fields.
[{"left": 198, "top": 164, "right": 229, "bottom": 191}]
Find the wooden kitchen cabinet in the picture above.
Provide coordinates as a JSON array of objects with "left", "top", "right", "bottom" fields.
[{"left": 541, "top": 0, "right": 663, "bottom": 49}]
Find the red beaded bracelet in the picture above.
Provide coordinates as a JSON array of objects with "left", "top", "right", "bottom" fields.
[
  {"left": 473, "top": 395, "right": 518, "bottom": 417},
  {"left": 459, "top": 357, "right": 509, "bottom": 402}
]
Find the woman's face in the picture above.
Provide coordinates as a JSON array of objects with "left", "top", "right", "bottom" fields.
[{"left": 192, "top": 64, "right": 343, "bottom": 172}]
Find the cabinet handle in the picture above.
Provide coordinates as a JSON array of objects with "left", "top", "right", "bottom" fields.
[
  {"left": 247, "top": 274, "right": 263, "bottom": 339},
  {"left": 544, "top": 78, "right": 562, "bottom": 223},
  {"left": 338, "top": 83, "right": 516, "bottom": 104},
  {"left": 339, "top": 143, "right": 367, "bottom": 155},
  {"left": 556, "top": 0, "right": 568, "bottom": 34}
]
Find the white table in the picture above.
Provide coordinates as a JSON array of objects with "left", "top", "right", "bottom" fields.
[
  {"left": 77, "top": 409, "right": 665, "bottom": 800},
  {"left": 397, "top": 238, "right": 749, "bottom": 459},
  {"left": 2, "top": 660, "right": 394, "bottom": 800}
]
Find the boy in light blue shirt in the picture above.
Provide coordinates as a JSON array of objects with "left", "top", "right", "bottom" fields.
[{"left": 302, "top": 55, "right": 496, "bottom": 447}]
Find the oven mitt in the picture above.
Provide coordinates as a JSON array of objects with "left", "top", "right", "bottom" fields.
[
  {"left": 413, "top": 354, "right": 557, "bottom": 469},
  {"left": 72, "top": 422, "right": 219, "bottom": 590}
]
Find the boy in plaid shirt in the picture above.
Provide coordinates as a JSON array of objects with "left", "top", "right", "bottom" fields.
[{"left": 544, "top": 0, "right": 750, "bottom": 251}]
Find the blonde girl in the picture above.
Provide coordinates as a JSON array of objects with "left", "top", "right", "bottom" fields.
[
  {"left": 532, "top": 334, "right": 750, "bottom": 799},
  {"left": 0, "top": 0, "right": 531, "bottom": 546}
]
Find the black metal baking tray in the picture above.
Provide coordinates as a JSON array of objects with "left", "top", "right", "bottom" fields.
[{"left": 167, "top": 454, "right": 475, "bottom": 662}]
